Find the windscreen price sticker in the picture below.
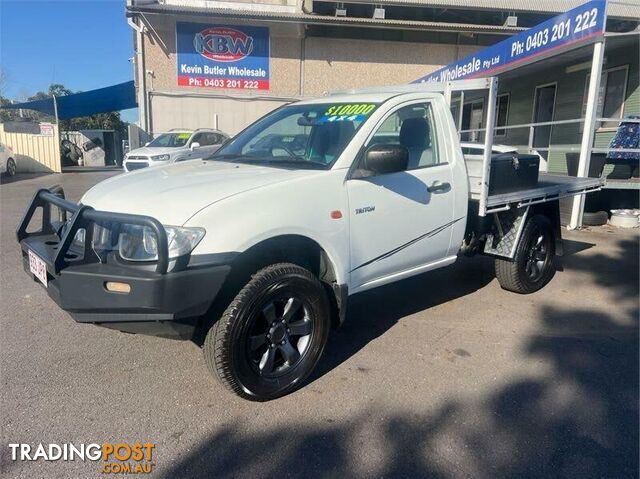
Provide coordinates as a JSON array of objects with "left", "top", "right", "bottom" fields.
[{"left": 319, "top": 104, "right": 377, "bottom": 123}]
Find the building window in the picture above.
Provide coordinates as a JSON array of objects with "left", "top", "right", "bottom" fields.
[
  {"left": 495, "top": 93, "right": 510, "bottom": 137},
  {"left": 461, "top": 99, "right": 484, "bottom": 142},
  {"left": 583, "top": 65, "right": 629, "bottom": 129}
]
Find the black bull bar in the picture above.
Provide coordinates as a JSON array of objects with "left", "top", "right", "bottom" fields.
[{"left": 16, "top": 185, "right": 169, "bottom": 274}]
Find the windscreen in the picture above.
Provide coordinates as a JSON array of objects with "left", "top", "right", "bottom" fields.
[
  {"left": 210, "top": 102, "right": 380, "bottom": 169},
  {"left": 147, "top": 132, "right": 191, "bottom": 148}
]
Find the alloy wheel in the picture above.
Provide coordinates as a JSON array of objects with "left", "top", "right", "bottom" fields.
[
  {"left": 524, "top": 226, "right": 550, "bottom": 282},
  {"left": 246, "top": 295, "right": 313, "bottom": 378}
]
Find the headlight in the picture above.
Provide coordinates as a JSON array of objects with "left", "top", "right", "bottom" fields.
[
  {"left": 151, "top": 154, "right": 170, "bottom": 161},
  {"left": 118, "top": 225, "right": 205, "bottom": 262},
  {"left": 72, "top": 229, "right": 85, "bottom": 248}
]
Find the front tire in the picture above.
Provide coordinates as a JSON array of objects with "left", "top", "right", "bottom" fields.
[
  {"left": 6, "top": 158, "right": 16, "bottom": 177},
  {"left": 495, "top": 214, "right": 556, "bottom": 294},
  {"left": 204, "top": 263, "right": 331, "bottom": 401}
]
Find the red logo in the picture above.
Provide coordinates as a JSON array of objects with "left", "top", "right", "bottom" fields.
[{"left": 193, "top": 27, "right": 254, "bottom": 62}]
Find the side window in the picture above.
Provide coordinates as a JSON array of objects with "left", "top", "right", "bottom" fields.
[
  {"left": 367, "top": 103, "right": 440, "bottom": 171},
  {"left": 202, "top": 133, "right": 217, "bottom": 146},
  {"left": 190, "top": 133, "right": 203, "bottom": 146},
  {"left": 196, "top": 132, "right": 217, "bottom": 146}
]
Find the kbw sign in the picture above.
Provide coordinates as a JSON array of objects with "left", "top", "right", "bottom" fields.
[
  {"left": 414, "top": 0, "right": 606, "bottom": 84},
  {"left": 177, "top": 23, "right": 270, "bottom": 90}
]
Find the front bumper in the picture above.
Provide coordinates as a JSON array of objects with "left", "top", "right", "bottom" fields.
[{"left": 17, "top": 186, "right": 230, "bottom": 339}]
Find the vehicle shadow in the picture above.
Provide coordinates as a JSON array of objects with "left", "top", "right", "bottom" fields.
[
  {"left": 161, "top": 305, "right": 638, "bottom": 479},
  {"left": 561, "top": 238, "right": 595, "bottom": 257},
  {"left": 0, "top": 172, "right": 51, "bottom": 185},
  {"left": 312, "top": 254, "right": 495, "bottom": 383},
  {"left": 161, "top": 233, "right": 638, "bottom": 479}
]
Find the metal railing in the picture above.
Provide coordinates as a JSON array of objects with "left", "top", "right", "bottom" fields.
[{"left": 458, "top": 116, "right": 640, "bottom": 159}]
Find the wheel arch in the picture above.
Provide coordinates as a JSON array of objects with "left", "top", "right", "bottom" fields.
[
  {"left": 531, "top": 200, "right": 562, "bottom": 256},
  {"left": 197, "top": 234, "right": 346, "bottom": 342},
  {"left": 233, "top": 234, "right": 340, "bottom": 284}
]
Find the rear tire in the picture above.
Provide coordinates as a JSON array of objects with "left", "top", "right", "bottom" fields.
[
  {"left": 204, "top": 263, "right": 331, "bottom": 401},
  {"left": 495, "top": 214, "right": 556, "bottom": 294}
]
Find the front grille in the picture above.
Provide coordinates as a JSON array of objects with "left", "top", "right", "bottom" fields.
[
  {"left": 126, "top": 162, "right": 149, "bottom": 171},
  {"left": 127, "top": 155, "right": 148, "bottom": 161}
]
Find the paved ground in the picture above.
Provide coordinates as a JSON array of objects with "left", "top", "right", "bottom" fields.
[{"left": 1, "top": 172, "right": 638, "bottom": 479}]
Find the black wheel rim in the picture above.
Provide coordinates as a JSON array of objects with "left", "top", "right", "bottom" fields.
[
  {"left": 7, "top": 160, "right": 15, "bottom": 176},
  {"left": 245, "top": 295, "right": 313, "bottom": 378},
  {"left": 524, "top": 225, "right": 551, "bottom": 282}
]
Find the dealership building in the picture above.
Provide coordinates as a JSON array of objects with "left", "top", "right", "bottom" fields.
[
  {"left": 125, "top": 0, "right": 638, "bottom": 224},
  {"left": 126, "top": 0, "right": 638, "bottom": 133}
]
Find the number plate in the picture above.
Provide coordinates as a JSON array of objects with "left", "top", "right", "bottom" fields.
[{"left": 28, "top": 250, "right": 48, "bottom": 287}]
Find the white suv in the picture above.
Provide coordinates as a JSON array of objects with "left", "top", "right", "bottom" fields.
[{"left": 123, "top": 128, "right": 229, "bottom": 172}]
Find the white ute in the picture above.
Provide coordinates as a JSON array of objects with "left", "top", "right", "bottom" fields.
[
  {"left": 18, "top": 79, "right": 603, "bottom": 400},
  {"left": 123, "top": 128, "right": 229, "bottom": 172}
]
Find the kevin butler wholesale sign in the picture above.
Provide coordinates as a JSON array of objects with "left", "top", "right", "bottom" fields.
[
  {"left": 176, "top": 23, "right": 270, "bottom": 90},
  {"left": 414, "top": 0, "right": 606, "bottom": 83}
]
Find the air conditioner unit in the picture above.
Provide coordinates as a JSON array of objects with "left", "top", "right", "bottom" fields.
[
  {"left": 504, "top": 15, "right": 518, "bottom": 27},
  {"left": 373, "top": 7, "right": 385, "bottom": 19},
  {"left": 335, "top": 2, "right": 347, "bottom": 17}
]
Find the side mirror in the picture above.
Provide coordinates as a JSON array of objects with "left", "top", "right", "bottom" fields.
[
  {"left": 363, "top": 144, "right": 408, "bottom": 175},
  {"left": 190, "top": 142, "right": 200, "bottom": 151},
  {"left": 144, "top": 141, "right": 150, "bottom": 147}
]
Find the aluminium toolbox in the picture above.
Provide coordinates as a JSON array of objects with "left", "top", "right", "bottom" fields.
[{"left": 488, "top": 153, "right": 540, "bottom": 195}]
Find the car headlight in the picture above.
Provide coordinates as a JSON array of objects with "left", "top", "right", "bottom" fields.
[
  {"left": 72, "top": 228, "right": 86, "bottom": 248},
  {"left": 118, "top": 225, "right": 205, "bottom": 262},
  {"left": 151, "top": 154, "right": 170, "bottom": 161}
]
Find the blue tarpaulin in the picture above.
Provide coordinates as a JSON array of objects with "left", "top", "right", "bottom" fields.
[{"left": 2, "top": 81, "right": 136, "bottom": 120}]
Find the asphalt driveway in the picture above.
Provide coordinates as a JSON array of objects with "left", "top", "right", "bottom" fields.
[{"left": 1, "top": 172, "right": 638, "bottom": 478}]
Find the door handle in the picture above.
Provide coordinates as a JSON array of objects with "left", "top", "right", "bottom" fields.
[{"left": 427, "top": 181, "right": 450, "bottom": 193}]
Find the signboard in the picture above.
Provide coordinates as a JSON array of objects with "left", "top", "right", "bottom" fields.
[
  {"left": 176, "top": 23, "right": 270, "bottom": 90},
  {"left": 39, "top": 122, "right": 54, "bottom": 137},
  {"left": 414, "top": 0, "right": 607, "bottom": 84}
]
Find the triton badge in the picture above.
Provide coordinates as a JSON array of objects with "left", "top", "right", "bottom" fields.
[{"left": 355, "top": 206, "right": 375, "bottom": 215}]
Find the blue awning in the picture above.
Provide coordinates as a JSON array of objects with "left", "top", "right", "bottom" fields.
[{"left": 2, "top": 81, "right": 136, "bottom": 120}]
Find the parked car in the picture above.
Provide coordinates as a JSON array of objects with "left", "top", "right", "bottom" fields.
[
  {"left": 123, "top": 128, "right": 229, "bottom": 172},
  {"left": 17, "top": 83, "right": 603, "bottom": 401},
  {"left": 0, "top": 142, "right": 17, "bottom": 177}
]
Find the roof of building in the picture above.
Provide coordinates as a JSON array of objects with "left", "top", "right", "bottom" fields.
[
  {"left": 314, "top": 0, "right": 640, "bottom": 20},
  {"left": 127, "top": 2, "right": 526, "bottom": 34},
  {"left": 129, "top": 0, "right": 640, "bottom": 22}
]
